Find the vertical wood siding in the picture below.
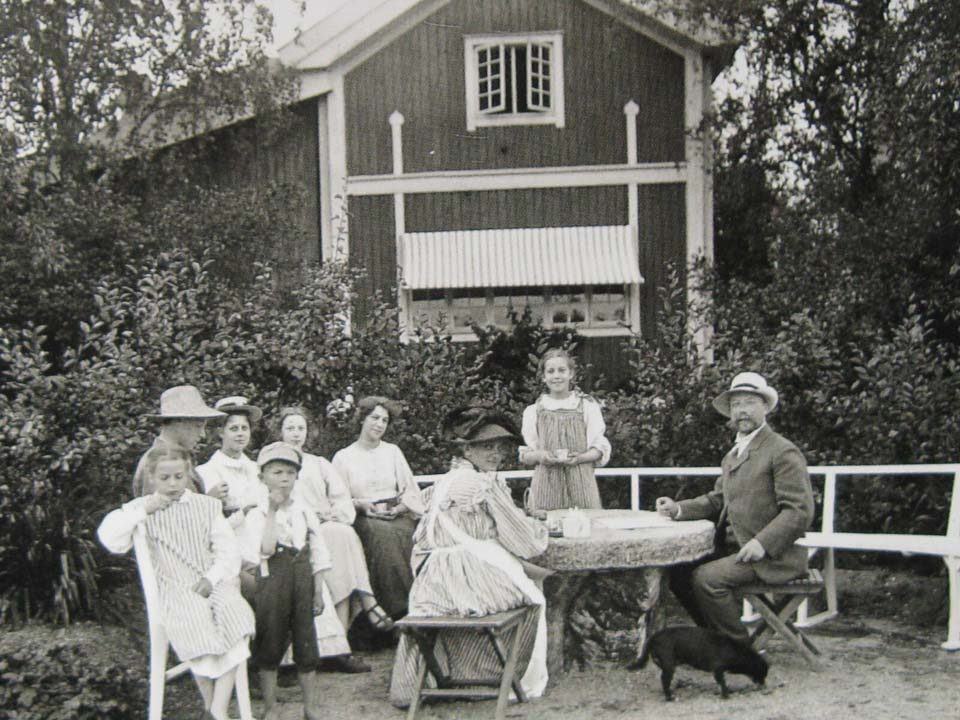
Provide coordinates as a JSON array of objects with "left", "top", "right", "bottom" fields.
[
  {"left": 342, "top": 0, "right": 691, "bottom": 344},
  {"left": 344, "top": 0, "right": 685, "bottom": 176},
  {"left": 182, "top": 101, "right": 322, "bottom": 276}
]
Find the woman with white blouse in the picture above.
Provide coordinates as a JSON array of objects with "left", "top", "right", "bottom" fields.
[{"left": 331, "top": 396, "right": 425, "bottom": 620}]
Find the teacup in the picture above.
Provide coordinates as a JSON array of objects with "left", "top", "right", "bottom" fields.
[{"left": 555, "top": 448, "right": 569, "bottom": 461}]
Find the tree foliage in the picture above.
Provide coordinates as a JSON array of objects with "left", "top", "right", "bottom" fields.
[{"left": 0, "top": 0, "right": 297, "bottom": 180}]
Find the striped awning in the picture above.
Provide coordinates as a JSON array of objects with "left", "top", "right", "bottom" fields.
[{"left": 399, "top": 226, "right": 643, "bottom": 290}]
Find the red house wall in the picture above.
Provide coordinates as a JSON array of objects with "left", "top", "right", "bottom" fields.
[{"left": 343, "top": 0, "right": 690, "bottom": 355}]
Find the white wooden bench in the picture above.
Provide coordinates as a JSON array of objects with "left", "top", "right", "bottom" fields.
[
  {"left": 417, "top": 464, "right": 960, "bottom": 650},
  {"left": 795, "top": 464, "right": 960, "bottom": 651}
]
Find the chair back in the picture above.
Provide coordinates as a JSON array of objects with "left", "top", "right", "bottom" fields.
[{"left": 132, "top": 527, "right": 164, "bottom": 640}]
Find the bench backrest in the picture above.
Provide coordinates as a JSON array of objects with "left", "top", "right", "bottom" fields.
[{"left": 416, "top": 463, "right": 960, "bottom": 541}]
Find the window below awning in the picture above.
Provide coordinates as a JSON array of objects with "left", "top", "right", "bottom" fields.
[{"left": 398, "top": 225, "right": 644, "bottom": 290}]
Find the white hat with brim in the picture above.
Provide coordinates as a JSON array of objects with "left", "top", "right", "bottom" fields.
[
  {"left": 712, "top": 372, "right": 779, "bottom": 417},
  {"left": 214, "top": 396, "right": 263, "bottom": 424},
  {"left": 257, "top": 441, "right": 302, "bottom": 469},
  {"left": 145, "top": 385, "right": 226, "bottom": 420}
]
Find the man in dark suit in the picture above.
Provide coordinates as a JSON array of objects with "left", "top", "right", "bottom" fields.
[{"left": 656, "top": 372, "right": 814, "bottom": 642}]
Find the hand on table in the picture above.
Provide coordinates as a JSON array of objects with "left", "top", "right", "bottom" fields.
[{"left": 655, "top": 497, "right": 679, "bottom": 519}]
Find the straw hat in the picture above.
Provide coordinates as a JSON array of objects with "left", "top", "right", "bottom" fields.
[
  {"left": 214, "top": 395, "right": 263, "bottom": 424},
  {"left": 712, "top": 372, "right": 779, "bottom": 417},
  {"left": 145, "top": 385, "right": 225, "bottom": 420}
]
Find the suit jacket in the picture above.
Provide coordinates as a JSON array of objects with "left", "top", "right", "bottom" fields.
[{"left": 677, "top": 424, "right": 814, "bottom": 583}]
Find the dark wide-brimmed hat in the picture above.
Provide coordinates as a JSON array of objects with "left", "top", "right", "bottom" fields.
[
  {"left": 712, "top": 372, "right": 779, "bottom": 417},
  {"left": 442, "top": 406, "right": 521, "bottom": 444},
  {"left": 214, "top": 395, "right": 263, "bottom": 424},
  {"left": 145, "top": 385, "right": 225, "bottom": 420}
]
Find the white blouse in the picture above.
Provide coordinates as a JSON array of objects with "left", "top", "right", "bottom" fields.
[
  {"left": 520, "top": 393, "right": 612, "bottom": 466},
  {"left": 292, "top": 452, "right": 356, "bottom": 524},
  {"left": 331, "top": 441, "right": 425, "bottom": 514},
  {"left": 196, "top": 450, "right": 265, "bottom": 514},
  {"left": 241, "top": 496, "right": 332, "bottom": 575}
]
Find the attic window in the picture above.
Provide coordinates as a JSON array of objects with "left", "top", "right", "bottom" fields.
[{"left": 464, "top": 33, "right": 564, "bottom": 131}]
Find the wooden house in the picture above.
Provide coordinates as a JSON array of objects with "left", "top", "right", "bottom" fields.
[{"left": 193, "top": 0, "right": 737, "bottom": 379}]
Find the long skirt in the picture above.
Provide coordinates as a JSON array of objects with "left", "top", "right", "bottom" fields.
[
  {"left": 353, "top": 514, "right": 418, "bottom": 618},
  {"left": 319, "top": 521, "right": 375, "bottom": 612}
]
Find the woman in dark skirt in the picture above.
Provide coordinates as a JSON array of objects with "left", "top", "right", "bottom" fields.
[{"left": 331, "top": 396, "right": 425, "bottom": 620}]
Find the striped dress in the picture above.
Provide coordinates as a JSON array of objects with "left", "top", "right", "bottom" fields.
[
  {"left": 522, "top": 394, "right": 610, "bottom": 511},
  {"left": 100, "top": 492, "right": 255, "bottom": 674},
  {"left": 389, "top": 464, "right": 549, "bottom": 707}
]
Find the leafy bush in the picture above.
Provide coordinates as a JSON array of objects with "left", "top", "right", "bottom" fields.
[{"left": 0, "top": 635, "right": 143, "bottom": 720}]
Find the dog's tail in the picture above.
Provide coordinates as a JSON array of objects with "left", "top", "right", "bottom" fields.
[{"left": 626, "top": 639, "right": 651, "bottom": 671}]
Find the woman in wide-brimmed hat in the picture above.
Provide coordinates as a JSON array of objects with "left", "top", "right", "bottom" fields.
[
  {"left": 196, "top": 396, "right": 265, "bottom": 530},
  {"left": 389, "top": 405, "right": 550, "bottom": 707}
]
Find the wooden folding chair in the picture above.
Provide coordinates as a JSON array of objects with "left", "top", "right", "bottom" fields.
[
  {"left": 739, "top": 568, "right": 825, "bottom": 667},
  {"left": 133, "top": 526, "right": 254, "bottom": 720},
  {"left": 396, "top": 606, "right": 536, "bottom": 720}
]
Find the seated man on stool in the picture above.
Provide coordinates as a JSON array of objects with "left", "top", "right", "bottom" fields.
[{"left": 656, "top": 372, "right": 815, "bottom": 643}]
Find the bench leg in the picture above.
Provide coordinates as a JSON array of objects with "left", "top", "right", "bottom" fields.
[
  {"left": 494, "top": 620, "right": 526, "bottom": 720},
  {"left": 407, "top": 653, "right": 429, "bottom": 720},
  {"left": 486, "top": 627, "right": 528, "bottom": 704},
  {"left": 748, "top": 594, "right": 822, "bottom": 668},
  {"left": 943, "top": 556, "right": 960, "bottom": 651}
]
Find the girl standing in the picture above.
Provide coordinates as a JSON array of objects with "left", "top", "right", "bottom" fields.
[
  {"left": 519, "top": 349, "right": 611, "bottom": 511},
  {"left": 98, "top": 446, "right": 255, "bottom": 720}
]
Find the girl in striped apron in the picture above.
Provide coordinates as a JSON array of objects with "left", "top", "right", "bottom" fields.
[
  {"left": 519, "top": 349, "right": 612, "bottom": 511},
  {"left": 98, "top": 446, "right": 255, "bottom": 720}
]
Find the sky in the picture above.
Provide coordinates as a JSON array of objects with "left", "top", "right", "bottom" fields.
[{"left": 262, "top": 0, "right": 347, "bottom": 50}]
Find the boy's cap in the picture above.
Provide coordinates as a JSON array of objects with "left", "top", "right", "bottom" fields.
[{"left": 257, "top": 441, "right": 302, "bottom": 469}]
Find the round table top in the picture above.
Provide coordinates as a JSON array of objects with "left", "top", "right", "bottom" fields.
[{"left": 533, "top": 509, "right": 715, "bottom": 572}]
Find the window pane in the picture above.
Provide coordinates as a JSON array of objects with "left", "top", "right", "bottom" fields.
[{"left": 591, "top": 285, "right": 627, "bottom": 326}]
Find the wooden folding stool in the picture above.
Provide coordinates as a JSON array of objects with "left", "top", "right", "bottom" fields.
[
  {"left": 739, "top": 568, "right": 825, "bottom": 667},
  {"left": 396, "top": 606, "right": 536, "bottom": 720}
]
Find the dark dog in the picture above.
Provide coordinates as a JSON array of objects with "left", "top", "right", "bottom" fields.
[{"left": 627, "top": 626, "right": 768, "bottom": 700}]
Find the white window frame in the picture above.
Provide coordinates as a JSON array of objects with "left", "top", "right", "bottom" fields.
[
  {"left": 407, "top": 283, "right": 637, "bottom": 342},
  {"left": 464, "top": 32, "right": 565, "bottom": 132}
]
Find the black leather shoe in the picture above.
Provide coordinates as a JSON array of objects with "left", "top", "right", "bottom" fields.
[{"left": 328, "top": 654, "right": 372, "bottom": 673}]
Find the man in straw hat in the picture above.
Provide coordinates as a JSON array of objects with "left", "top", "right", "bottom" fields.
[
  {"left": 655, "top": 372, "right": 814, "bottom": 643},
  {"left": 132, "top": 385, "right": 224, "bottom": 497}
]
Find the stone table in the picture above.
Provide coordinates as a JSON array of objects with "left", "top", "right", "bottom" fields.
[{"left": 531, "top": 509, "right": 714, "bottom": 679}]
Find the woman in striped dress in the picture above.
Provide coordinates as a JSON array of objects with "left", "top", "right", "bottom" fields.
[
  {"left": 519, "top": 349, "right": 611, "bottom": 511},
  {"left": 389, "top": 406, "right": 550, "bottom": 707},
  {"left": 98, "top": 446, "right": 255, "bottom": 720}
]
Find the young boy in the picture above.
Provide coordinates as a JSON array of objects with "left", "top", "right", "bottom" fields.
[{"left": 242, "top": 442, "right": 330, "bottom": 720}]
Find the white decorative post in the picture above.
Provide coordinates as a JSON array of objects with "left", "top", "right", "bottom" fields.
[
  {"left": 624, "top": 100, "right": 641, "bottom": 334},
  {"left": 390, "top": 111, "right": 409, "bottom": 340}
]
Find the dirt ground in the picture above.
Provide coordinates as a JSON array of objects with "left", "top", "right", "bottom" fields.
[
  {"left": 264, "top": 566, "right": 960, "bottom": 719},
  {"left": 4, "top": 568, "right": 959, "bottom": 719},
  {"left": 257, "top": 615, "right": 960, "bottom": 720}
]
